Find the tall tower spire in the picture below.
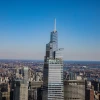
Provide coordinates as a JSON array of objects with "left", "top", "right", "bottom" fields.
[
  {"left": 54, "top": 18, "right": 56, "bottom": 32},
  {"left": 43, "top": 19, "right": 64, "bottom": 100}
]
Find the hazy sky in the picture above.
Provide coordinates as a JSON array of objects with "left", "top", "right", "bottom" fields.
[{"left": 0, "top": 0, "right": 100, "bottom": 61}]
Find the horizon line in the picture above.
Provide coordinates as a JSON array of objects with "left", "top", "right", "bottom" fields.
[{"left": 0, "top": 58, "right": 100, "bottom": 62}]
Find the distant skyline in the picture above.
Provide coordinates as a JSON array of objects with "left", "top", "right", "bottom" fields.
[{"left": 0, "top": 0, "right": 100, "bottom": 61}]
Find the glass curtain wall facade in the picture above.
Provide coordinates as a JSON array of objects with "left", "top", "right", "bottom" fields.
[{"left": 43, "top": 19, "right": 64, "bottom": 100}]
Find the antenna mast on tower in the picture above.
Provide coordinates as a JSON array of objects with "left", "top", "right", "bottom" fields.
[{"left": 54, "top": 18, "right": 56, "bottom": 32}]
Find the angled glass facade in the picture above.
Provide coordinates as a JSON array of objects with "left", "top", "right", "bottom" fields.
[{"left": 43, "top": 19, "right": 64, "bottom": 100}]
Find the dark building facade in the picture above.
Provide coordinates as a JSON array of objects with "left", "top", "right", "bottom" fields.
[
  {"left": 91, "top": 80, "right": 100, "bottom": 92},
  {"left": 86, "top": 89, "right": 94, "bottom": 100}
]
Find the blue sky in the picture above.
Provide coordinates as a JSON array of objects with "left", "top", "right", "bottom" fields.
[{"left": 0, "top": 0, "right": 100, "bottom": 61}]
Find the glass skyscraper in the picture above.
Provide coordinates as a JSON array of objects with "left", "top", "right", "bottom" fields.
[
  {"left": 23, "top": 66, "right": 28, "bottom": 85},
  {"left": 43, "top": 19, "right": 64, "bottom": 100}
]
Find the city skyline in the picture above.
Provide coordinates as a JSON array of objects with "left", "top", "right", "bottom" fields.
[{"left": 0, "top": 0, "right": 100, "bottom": 61}]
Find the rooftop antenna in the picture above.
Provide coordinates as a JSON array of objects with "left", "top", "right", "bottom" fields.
[{"left": 54, "top": 18, "right": 56, "bottom": 32}]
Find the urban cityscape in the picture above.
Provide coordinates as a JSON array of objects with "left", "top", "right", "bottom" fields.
[
  {"left": 0, "top": 19, "right": 100, "bottom": 100},
  {"left": 0, "top": 0, "right": 100, "bottom": 100}
]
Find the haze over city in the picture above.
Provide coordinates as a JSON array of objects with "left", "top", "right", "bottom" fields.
[{"left": 0, "top": 0, "right": 100, "bottom": 61}]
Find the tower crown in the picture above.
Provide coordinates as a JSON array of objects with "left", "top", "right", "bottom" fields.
[{"left": 54, "top": 18, "right": 56, "bottom": 32}]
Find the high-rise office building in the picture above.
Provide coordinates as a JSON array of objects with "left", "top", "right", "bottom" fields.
[
  {"left": 86, "top": 89, "right": 94, "bottom": 100},
  {"left": 14, "top": 80, "right": 28, "bottom": 100},
  {"left": 13, "top": 66, "right": 28, "bottom": 100},
  {"left": 42, "top": 19, "right": 64, "bottom": 100},
  {"left": 68, "top": 72, "right": 77, "bottom": 80},
  {"left": 23, "top": 66, "right": 29, "bottom": 84},
  {"left": 64, "top": 80, "right": 85, "bottom": 100}
]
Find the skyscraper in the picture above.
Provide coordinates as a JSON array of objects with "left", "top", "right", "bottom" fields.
[
  {"left": 23, "top": 66, "right": 28, "bottom": 85},
  {"left": 13, "top": 66, "right": 28, "bottom": 100},
  {"left": 13, "top": 80, "right": 28, "bottom": 100},
  {"left": 42, "top": 19, "right": 64, "bottom": 100}
]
